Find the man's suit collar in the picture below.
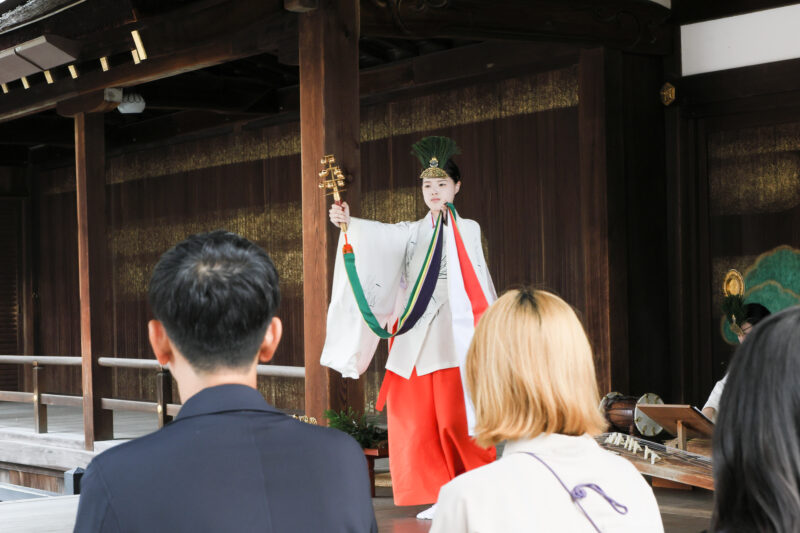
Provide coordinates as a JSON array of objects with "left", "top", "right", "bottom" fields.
[{"left": 175, "top": 384, "right": 281, "bottom": 421}]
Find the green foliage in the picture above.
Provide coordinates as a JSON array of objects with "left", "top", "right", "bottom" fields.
[
  {"left": 324, "top": 408, "right": 388, "bottom": 449},
  {"left": 411, "top": 136, "right": 460, "bottom": 169}
]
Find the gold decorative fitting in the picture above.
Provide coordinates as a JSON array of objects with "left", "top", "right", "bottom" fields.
[
  {"left": 44, "top": 70, "right": 54, "bottom": 84},
  {"left": 723, "top": 269, "right": 745, "bottom": 298},
  {"left": 318, "top": 154, "right": 348, "bottom": 232},
  {"left": 131, "top": 30, "right": 147, "bottom": 61},
  {"left": 420, "top": 156, "right": 449, "bottom": 179},
  {"left": 660, "top": 82, "right": 676, "bottom": 106}
]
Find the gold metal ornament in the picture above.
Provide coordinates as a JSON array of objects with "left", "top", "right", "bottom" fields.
[
  {"left": 723, "top": 269, "right": 746, "bottom": 335},
  {"left": 660, "top": 82, "right": 676, "bottom": 106},
  {"left": 723, "top": 269, "right": 745, "bottom": 298},
  {"left": 420, "top": 156, "right": 449, "bottom": 179},
  {"left": 318, "top": 154, "right": 348, "bottom": 232}
]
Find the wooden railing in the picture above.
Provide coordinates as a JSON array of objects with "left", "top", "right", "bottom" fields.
[{"left": 0, "top": 355, "right": 304, "bottom": 442}]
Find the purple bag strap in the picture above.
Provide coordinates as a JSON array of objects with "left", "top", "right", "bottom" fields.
[{"left": 521, "top": 452, "right": 628, "bottom": 533}]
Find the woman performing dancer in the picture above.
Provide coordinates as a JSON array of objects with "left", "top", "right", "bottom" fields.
[{"left": 321, "top": 136, "right": 496, "bottom": 519}]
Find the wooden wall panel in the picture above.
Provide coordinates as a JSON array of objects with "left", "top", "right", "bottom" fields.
[
  {"left": 705, "top": 117, "right": 800, "bottom": 396},
  {"left": 620, "top": 53, "right": 670, "bottom": 399},
  {"left": 36, "top": 188, "right": 81, "bottom": 394},
  {"left": 0, "top": 199, "right": 23, "bottom": 391},
  {"left": 674, "top": 58, "right": 800, "bottom": 405},
  {"left": 30, "top": 59, "right": 668, "bottom": 413}
]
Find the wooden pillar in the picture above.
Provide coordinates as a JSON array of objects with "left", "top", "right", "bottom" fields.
[
  {"left": 299, "top": 0, "right": 363, "bottom": 422},
  {"left": 578, "top": 48, "right": 628, "bottom": 395},
  {"left": 32, "top": 362, "right": 46, "bottom": 433},
  {"left": 75, "top": 112, "right": 113, "bottom": 449}
]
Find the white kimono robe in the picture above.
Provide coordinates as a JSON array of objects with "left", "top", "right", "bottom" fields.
[{"left": 320, "top": 214, "right": 496, "bottom": 382}]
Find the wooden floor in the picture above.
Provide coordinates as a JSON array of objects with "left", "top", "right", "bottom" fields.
[
  {"left": 0, "top": 485, "right": 713, "bottom": 532},
  {"left": 0, "top": 402, "right": 714, "bottom": 532},
  {"left": 0, "top": 402, "right": 157, "bottom": 440},
  {"left": 0, "top": 402, "right": 155, "bottom": 471}
]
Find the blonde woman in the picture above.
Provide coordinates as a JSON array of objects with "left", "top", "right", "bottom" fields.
[{"left": 431, "top": 289, "right": 663, "bottom": 533}]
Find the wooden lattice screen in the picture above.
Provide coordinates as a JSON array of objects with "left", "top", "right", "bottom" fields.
[{"left": 0, "top": 199, "right": 21, "bottom": 391}]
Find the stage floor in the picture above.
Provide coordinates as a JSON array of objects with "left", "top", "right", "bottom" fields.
[
  {"left": 0, "top": 402, "right": 713, "bottom": 531},
  {"left": 0, "top": 485, "right": 714, "bottom": 532}
]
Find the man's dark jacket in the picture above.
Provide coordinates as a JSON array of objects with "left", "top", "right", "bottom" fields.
[{"left": 73, "top": 384, "right": 378, "bottom": 532}]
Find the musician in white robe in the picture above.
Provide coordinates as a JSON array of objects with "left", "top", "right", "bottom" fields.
[
  {"left": 322, "top": 137, "right": 496, "bottom": 519},
  {"left": 702, "top": 302, "right": 770, "bottom": 421}
]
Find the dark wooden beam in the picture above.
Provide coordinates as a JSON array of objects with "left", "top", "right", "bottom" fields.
[
  {"left": 300, "top": 0, "right": 363, "bottom": 422},
  {"left": 57, "top": 89, "right": 121, "bottom": 117},
  {"left": 0, "top": 146, "right": 29, "bottom": 165},
  {"left": 0, "top": 115, "right": 73, "bottom": 147},
  {"left": 106, "top": 41, "right": 574, "bottom": 151},
  {"left": 0, "top": 2, "right": 291, "bottom": 124},
  {"left": 578, "top": 48, "right": 629, "bottom": 395},
  {"left": 28, "top": 145, "right": 74, "bottom": 168},
  {"left": 284, "top": 0, "right": 318, "bottom": 13},
  {"left": 75, "top": 111, "right": 114, "bottom": 449},
  {"left": 24, "top": 40, "right": 577, "bottom": 155},
  {"left": 679, "top": 56, "right": 800, "bottom": 117},
  {"left": 359, "top": 40, "right": 580, "bottom": 104},
  {"left": 361, "top": 0, "right": 673, "bottom": 55},
  {"left": 108, "top": 110, "right": 261, "bottom": 148},
  {"left": 135, "top": 74, "right": 274, "bottom": 114},
  {"left": 0, "top": 0, "right": 136, "bottom": 51}
]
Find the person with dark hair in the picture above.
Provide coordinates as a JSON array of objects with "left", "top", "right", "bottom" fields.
[
  {"left": 324, "top": 136, "right": 496, "bottom": 519},
  {"left": 702, "top": 302, "right": 771, "bottom": 421},
  {"left": 74, "top": 230, "right": 377, "bottom": 533},
  {"left": 712, "top": 306, "right": 800, "bottom": 532}
]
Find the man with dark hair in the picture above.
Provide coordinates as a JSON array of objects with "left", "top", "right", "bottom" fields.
[{"left": 74, "top": 231, "right": 377, "bottom": 533}]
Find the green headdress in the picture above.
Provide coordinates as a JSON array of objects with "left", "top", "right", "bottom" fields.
[
  {"left": 411, "top": 136, "right": 460, "bottom": 179},
  {"left": 722, "top": 294, "right": 746, "bottom": 336},
  {"left": 722, "top": 269, "right": 746, "bottom": 336}
]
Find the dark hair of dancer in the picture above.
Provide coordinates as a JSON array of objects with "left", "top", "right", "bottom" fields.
[{"left": 743, "top": 302, "right": 771, "bottom": 326}]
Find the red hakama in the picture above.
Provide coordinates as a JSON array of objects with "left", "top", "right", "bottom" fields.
[{"left": 377, "top": 367, "right": 496, "bottom": 505}]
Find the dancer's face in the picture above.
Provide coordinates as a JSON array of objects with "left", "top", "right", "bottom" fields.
[
  {"left": 422, "top": 176, "right": 460, "bottom": 214},
  {"left": 737, "top": 321, "right": 753, "bottom": 344}
]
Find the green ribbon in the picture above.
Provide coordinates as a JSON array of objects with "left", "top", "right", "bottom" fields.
[{"left": 343, "top": 210, "right": 445, "bottom": 339}]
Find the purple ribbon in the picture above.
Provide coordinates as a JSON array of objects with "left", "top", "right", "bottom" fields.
[{"left": 523, "top": 452, "right": 628, "bottom": 532}]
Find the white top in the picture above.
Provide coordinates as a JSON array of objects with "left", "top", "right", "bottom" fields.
[
  {"left": 703, "top": 374, "right": 728, "bottom": 414},
  {"left": 431, "top": 433, "right": 664, "bottom": 533},
  {"left": 320, "top": 215, "right": 495, "bottom": 379}
]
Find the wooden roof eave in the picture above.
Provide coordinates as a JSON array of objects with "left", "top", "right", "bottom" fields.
[{"left": 0, "top": 0, "right": 292, "bottom": 124}]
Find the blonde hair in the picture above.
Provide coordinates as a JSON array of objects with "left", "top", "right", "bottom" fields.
[{"left": 467, "top": 289, "right": 607, "bottom": 447}]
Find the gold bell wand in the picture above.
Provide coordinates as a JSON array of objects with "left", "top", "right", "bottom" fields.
[{"left": 318, "top": 154, "right": 348, "bottom": 233}]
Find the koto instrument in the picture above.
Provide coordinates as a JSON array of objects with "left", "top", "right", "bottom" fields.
[{"left": 596, "top": 432, "right": 714, "bottom": 491}]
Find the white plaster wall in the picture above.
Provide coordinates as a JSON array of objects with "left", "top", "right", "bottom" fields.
[{"left": 682, "top": 5, "right": 800, "bottom": 76}]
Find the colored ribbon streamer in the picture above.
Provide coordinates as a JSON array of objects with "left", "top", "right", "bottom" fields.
[
  {"left": 343, "top": 211, "right": 444, "bottom": 339},
  {"left": 448, "top": 203, "right": 489, "bottom": 325}
]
